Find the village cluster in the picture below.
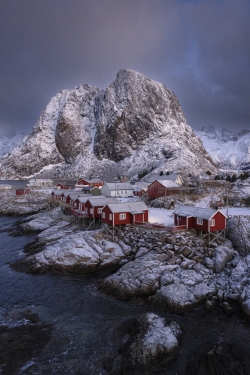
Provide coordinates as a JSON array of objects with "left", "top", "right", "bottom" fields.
[{"left": 10, "top": 173, "right": 227, "bottom": 241}]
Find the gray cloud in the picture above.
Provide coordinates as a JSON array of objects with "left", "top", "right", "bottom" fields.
[{"left": 0, "top": 0, "right": 249, "bottom": 136}]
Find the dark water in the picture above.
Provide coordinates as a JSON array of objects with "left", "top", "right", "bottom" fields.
[{"left": 1, "top": 216, "right": 250, "bottom": 374}]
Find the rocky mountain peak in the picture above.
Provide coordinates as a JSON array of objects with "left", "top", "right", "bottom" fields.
[{"left": 0, "top": 69, "right": 217, "bottom": 179}]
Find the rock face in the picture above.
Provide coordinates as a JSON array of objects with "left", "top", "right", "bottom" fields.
[
  {"left": 118, "top": 313, "right": 183, "bottom": 375},
  {"left": 0, "top": 132, "right": 26, "bottom": 158},
  {"left": 227, "top": 215, "right": 250, "bottom": 255},
  {"left": 0, "top": 69, "right": 216, "bottom": 179},
  {"left": 195, "top": 125, "right": 250, "bottom": 170}
]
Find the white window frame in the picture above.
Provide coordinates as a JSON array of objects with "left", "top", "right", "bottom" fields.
[
  {"left": 102, "top": 212, "right": 105, "bottom": 218},
  {"left": 197, "top": 218, "right": 203, "bottom": 225},
  {"left": 98, "top": 208, "right": 102, "bottom": 214},
  {"left": 119, "top": 213, "right": 126, "bottom": 220},
  {"left": 109, "top": 213, "right": 112, "bottom": 220},
  {"left": 85, "top": 208, "right": 88, "bottom": 214},
  {"left": 210, "top": 219, "right": 215, "bottom": 226},
  {"left": 90, "top": 208, "right": 93, "bottom": 214}
]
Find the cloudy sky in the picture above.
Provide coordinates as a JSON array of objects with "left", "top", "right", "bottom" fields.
[{"left": 1, "top": 0, "right": 250, "bottom": 136}]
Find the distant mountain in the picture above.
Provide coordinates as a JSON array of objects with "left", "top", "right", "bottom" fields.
[
  {"left": 0, "top": 69, "right": 217, "bottom": 179},
  {"left": 195, "top": 126, "right": 250, "bottom": 170},
  {"left": 0, "top": 133, "right": 27, "bottom": 159}
]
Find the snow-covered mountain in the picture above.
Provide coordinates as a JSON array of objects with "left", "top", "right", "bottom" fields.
[
  {"left": 0, "top": 69, "right": 217, "bottom": 179},
  {"left": 0, "top": 133, "right": 27, "bottom": 159},
  {"left": 195, "top": 126, "right": 250, "bottom": 170}
]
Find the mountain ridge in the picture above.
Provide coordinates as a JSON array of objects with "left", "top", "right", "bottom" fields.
[
  {"left": 195, "top": 125, "right": 250, "bottom": 170},
  {"left": 0, "top": 69, "right": 217, "bottom": 179}
]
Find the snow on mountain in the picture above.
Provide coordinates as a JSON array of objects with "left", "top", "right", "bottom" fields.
[
  {"left": 195, "top": 126, "right": 250, "bottom": 170},
  {"left": 0, "top": 133, "right": 27, "bottom": 159},
  {"left": 0, "top": 69, "right": 217, "bottom": 179}
]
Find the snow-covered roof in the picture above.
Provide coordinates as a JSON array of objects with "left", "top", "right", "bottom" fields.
[
  {"left": 155, "top": 180, "right": 179, "bottom": 188},
  {"left": 145, "top": 173, "right": 181, "bottom": 183},
  {"left": 87, "top": 197, "right": 118, "bottom": 206},
  {"left": 104, "top": 182, "right": 134, "bottom": 190},
  {"left": 174, "top": 205, "right": 227, "bottom": 220},
  {"left": 78, "top": 179, "right": 104, "bottom": 183},
  {"left": 76, "top": 196, "right": 107, "bottom": 203},
  {"left": 133, "top": 182, "right": 150, "bottom": 189},
  {"left": 106, "top": 201, "right": 148, "bottom": 213}
]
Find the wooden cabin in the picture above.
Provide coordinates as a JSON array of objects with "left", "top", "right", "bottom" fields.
[
  {"left": 56, "top": 183, "right": 72, "bottom": 190},
  {"left": 102, "top": 201, "right": 149, "bottom": 226},
  {"left": 84, "top": 197, "right": 118, "bottom": 218},
  {"left": 75, "top": 179, "right": 104, "bottom": 189},
  {"left": 173, "top": 205, "right": 227, "bottom": 232},
  {"left": 72, "top": 195, "right": 107, "bottom": 212},
  {"left": 147, "top": 180, "right": 179, "bottom": 199},
  {"left": 16, "top": 188, "right": 30, "bottom": 196},
  {"left": 144, "top": 173, "right": 184, "bottom": 186}
]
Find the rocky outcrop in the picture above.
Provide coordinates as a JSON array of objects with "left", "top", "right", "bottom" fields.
[
  {"left": 120, "top": 313, "right": 182, "bottom": 375},
  {"left": 227, "top": 215, "right": 250, "bottom": 255},
  {"left": 0, "top": 69, "right": 216, "bottom": 179},
  {"left": 11, "top": 206, "right": 250, "bottom": 317},
  {"left": 0, "top": 189, "right": 51, "bottom": 216},
  {"left": 103, "top": 313, "right": 183, "bottom": 375}
]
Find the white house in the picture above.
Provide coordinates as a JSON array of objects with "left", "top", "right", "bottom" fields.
[{"left": 102, "top": 182, "right": 134, "bottom": 198}]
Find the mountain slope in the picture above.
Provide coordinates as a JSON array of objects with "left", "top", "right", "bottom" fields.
[
  {"left": 0, "top": 133, "right": 27, "bottom": 159},
  {"left": 195, "top": 126, "right": 250, "bottom": 170},
  {"left": 0, "top": 69, "right": 216, "bottom": 179}
]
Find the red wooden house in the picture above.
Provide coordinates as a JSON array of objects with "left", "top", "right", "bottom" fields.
[
  {"left": 56, "top": 183, "right": 72, "bottom": 190},
  {"left": 147, "top": 180, "right": 179, "bottom": 199},
  {"left": 85, "top": 197, "right": 118, "bottom": 218},
  {"left": 173, "top": 205, "right": 227, "bottom": 232},
  {"left": 102, "top": 201, "right": 149, "bottom": 226},
  {"left": 16, "top": 188, "right": 30, "bottom": 196},
  {"left": 51, "top": 190, "right": 65, "bottom": 200},
  {"left": 76, "top": 179, "right": 104, "bottom": 188}
]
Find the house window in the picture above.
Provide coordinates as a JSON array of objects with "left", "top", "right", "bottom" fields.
[
  {"left": 98, "top": 208, "right": 102, "bottom": 214},
  {"left": 74, "top": 202, "right": 77, "bottom": 207},
  {"left": 85, "top": 208, "right": 88, "bottom": 214},
  {"left": 90, "top": 208, "right": 93, "bottom": 214},
  {"left": 102, "top": 212, "right": 105, "bottom": 218},
  {"left": 119, "top": 213, "right": 126, "bottom": 220},
  {"left": 197, "top": 218, "right": 203, "bottom": 225},
  {"left": 109, "top": 213, "right": 112, "bottom": 220},
  {"left": 211, "top": 219, "right": 215, "bottom": 226},
  {"left": 125, "top": 190, "right": 127, "bottom": 194},
  {"left": 121, "top": 191, "right": 123, "bottom": 194}
]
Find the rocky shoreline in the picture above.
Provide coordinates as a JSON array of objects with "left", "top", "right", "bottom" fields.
[
  {"left": 4, "top": 202, "right": 250, "bottom": 374},
  {"left": 8, "top": 207, "right": 250, "bottom": 320}
]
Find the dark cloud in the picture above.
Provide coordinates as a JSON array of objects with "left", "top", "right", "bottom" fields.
[{"left": 0, "top": 0, "right": 249, "bottom": 137}]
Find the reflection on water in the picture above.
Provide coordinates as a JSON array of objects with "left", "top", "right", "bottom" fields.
[{"left": 1, "top": 216, "right": 250, "bottom": 374}]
